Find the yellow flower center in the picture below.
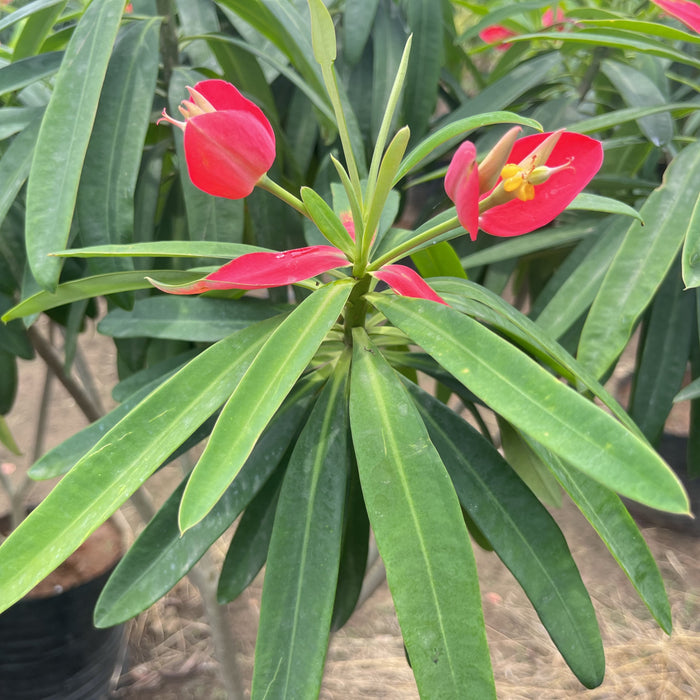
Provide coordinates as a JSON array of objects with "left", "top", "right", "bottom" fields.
[{"left": 500, "top": 163, "right": 535, "bottom": 201}]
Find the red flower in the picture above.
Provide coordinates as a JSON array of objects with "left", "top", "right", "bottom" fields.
[
  {"left": 159, "top": 79, "right": 276, "bottom": 200},
  {"left": 445, "top": 130, "right": 604, "bottom": 239},
  {"left": 479, "top": 6, "right": 568, "bottom": 50},
  {"left": 651, "top": 0, "right": 700, "bottom": 33}
]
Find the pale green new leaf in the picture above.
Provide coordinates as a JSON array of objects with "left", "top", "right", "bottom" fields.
[
  {"left": 350, "top": 328, "right": 496, "bottom": 699},
  {"left": 252, "top": 355, "right": 350, "bottom": 699},
  {"left": 307, "top": 0, "right": 336, "bottom": 66},
  {"left": 25, "top": 0, "right": 125, "bottom": 290},
  {"left": 579, "top": 142, "right": 700, "bottom": 379},
  {"left": 0, "top": 317, "right": 282, "bottom": 613},
  {"left": 178, "top": 281, "right": 353, "bottom": 532},
  {"left": 369, "top": 294, "right": 688, "bottom": 514},
  {"left": 300, "top": 187, "right": 355, "bottom": 257}
]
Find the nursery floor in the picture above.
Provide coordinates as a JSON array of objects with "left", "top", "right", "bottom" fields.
[{"left": 1, "top": 318, "right": 699, "bottom": 698}]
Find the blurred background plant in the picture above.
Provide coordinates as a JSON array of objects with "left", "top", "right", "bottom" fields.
[{"left": 0, "top": 0, "right": 698, "bottom": 697}]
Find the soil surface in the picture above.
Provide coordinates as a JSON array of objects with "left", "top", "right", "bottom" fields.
[{"left": 1, "top": 318, "right": 699, "bottom": 698}]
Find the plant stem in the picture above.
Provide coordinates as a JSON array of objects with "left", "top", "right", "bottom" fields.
[
  {"left": 256, "top": 174, "right": 308, "bottom": 217},
  {"left": 156, "top": 0, "right": 178, "bottom": 87},
  {"left": 343, "top": 275, "right": 372, "bottom": 345},
  {"left": 368, "top": 215, "right": 462, "bottom": 270}
]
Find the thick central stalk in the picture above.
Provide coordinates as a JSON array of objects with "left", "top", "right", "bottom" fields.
[{"left": 343, "top": 274, "right": 372, "bottom": 345}]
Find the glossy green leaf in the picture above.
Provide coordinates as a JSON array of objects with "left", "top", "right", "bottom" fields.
[
  {"left": 0, "top": 0, "right": 66, "bottom": 33},
  {"left": 540, "top": 448, "right": 672, "bottom": 633},
  {"left": 217, "top": 463, "right": 285, "bottom": 604},
  {"left": 95, "top": 378, "right": 318, "bottom": 627},
  {"left": 300, "top": 187, "right": 355, "bottom": 257},
  {"left": 395, "top": 112, "right": 541, "bottom": 183},
  {"left": 1, "top": 270, "right": 202, "bottom": 322},
  {"left": 343, "top": 0, "right": 379, "bottom": 64},
  {"left": 350, "top": 328, "right": 496, "bottom": 699},
  {"left": 0, "top": 115, "right": 42, "bottom": 229},
  {"left": 53, "top": 241, "right": 268, "bottom": 259},
  {"left": 0, "top": 350, "right": 18, "bottom": 415},
  {"left": 0, "top": 317, "right": 282, "bottom": 614},
  {"left": 681, "top": 196, "right": 700, "bottom": 288},
  {"left": 179, "top": 280, "right": 353, "bottom": 532},
  {"left": 411, "top": 241, "right": 467, "bottom": 280},
  {"left": 569, "top": 103, "right": 700, "bottom": 135},
  {"left": 252, "top": 355, "right": 350, "bottom": 699},
  {"left": 76, "top": 18, "right": 161, "bottom": 277},
  {"left": 25, "top": 0, "right": 125, "bottom": 290},
  {"left": 460, "top": 220, "right": 598, "bottom": 269},
  {"left": 567, "top": 193, "right": 643, "bottom": 222},
  {"left": 601, "top": 59, "right": 673, "bottom": 147},
  {"left": 534, "top": 217, "right": 628, "bottom": 340},
  {"left": 579, "top": 142, "right": 700, "bottom": 379},
  {"left": 98, "top": 296, "right": 285, "bottom": 342},
  {"left": 0, "top": 52, "right": 63, "bottom": 94},
  {"left": 409, "top": 383, "right": 605, "bottom": 688},
  {"left": 330, "top": 456, "right": 369, "bottom": 631},
  {"left": 369, "top": 294, "right": 689, "bottom": 514},
  {"left": 12, "top": 0, "right": 67, "bottom": 60},
  {"left": 629, "top": 264, "right": 694, "bottom": 445}
]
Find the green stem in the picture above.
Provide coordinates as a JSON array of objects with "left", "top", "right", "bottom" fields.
[
  {"left": 257, "top": 175, "right": 308, "bottom": 217},
  {"left": 367, "top": 215, "right": 461, "bottom": 270},
  {"left": 343, "top": 275, "right": 373, "bottom": 345},
  {"left": 156, "top": 0, "right": 178, "bottom": 87}
]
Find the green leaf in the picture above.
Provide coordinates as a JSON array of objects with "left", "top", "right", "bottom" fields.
[
  {"left": 95, "top": 378, "right": 318, "bottom": 627},
  {"left": 541, "top": 450, "right": 672, "bottom": 633},
  {"left": 216, "top": 462, "right": 285, "bottom": 604},
  {"left": 25, "top": 0, "right": 125, "bottom": 290},
  {"left": 0, "top": 52, "right": 63, "bottom": 94},
  {"left": 533, "top": 217, "right": 628, "bottom": 340},
  {"left": 76, "top": 18, "right": 161, "bottom": 277},
  {"left": 0, "top": 0, "right": 66, "bottom": 33},
  {"left": 300, "top": 187, "right": 355, "bottom": 257},
  {"left": 252, "top": 354, "right": 350, "bottom": 699},
  {"left": 349, "top": 328, "right": 496, "bottom": 699},
  {"left": 342, "top": 0, "right": 379, "bottom": 64},
  {"left": 0, "top": 114, "right": 42, "bottom": 230},
  {"left": 567, "top": 193, "right": 643, "bottom": 222},
  {"left": 409, "top": 383, "right": 605, "bottom": 688},
  {"left": 0, "top": 317, "right": 282, "bottom": 614},
  {"left": 629, "top": 263, "right": 694, "bottom": 445},
  {"left": 395, "top": 112, "right": 541, "bottom": 183},
  {"left": 681, "top": 195, "right": 700, "bottom": 288},
  {"left": 12, "top": 0, "right": 67, "bottom": 60},
  {"left": 1, "top": 270, "right": 203, "bottom": 322},
  {"left": 307, "top": 0, "right": 336, "bottom": 66},
  {"left": 600, "top": 59, "right": 674, "bottom": 147},
  {"left": 369, "top": 294, "right": 689, "bottom": 514},
  {"left": 178, "top": 280, "right": 353, "bottom": 532},
  {"left": 411, "top": 241, "right": 467, "bottom": 280},
  {"left": 0, "top": 349, "right": 17, "bottom": 415},
  {"left": 578, "top": 142, "right": 700, "bottom": 379},
  {"left": 53, "top": 241, "right": 268, "bottom": 259},
  {"left": 569, "top": 103, "right": 700, "bottom": 135},
  {"left": 0, "top": 414, "right": 21, "bottom": 455},
  {"left": 98, "top": 296, "right": 285, "bottom": 342}
]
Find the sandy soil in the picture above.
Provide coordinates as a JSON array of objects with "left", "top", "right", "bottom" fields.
[{"left": 1, "top": 318, "right": 698, "bottom": 698}]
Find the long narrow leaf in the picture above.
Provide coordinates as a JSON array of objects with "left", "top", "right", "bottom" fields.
[
  {"left": 350, "top": 328, "right": 496, "bottom": 699},
  {"left": 369, "top": 294, "right": 689, "bottom": 514},
  {"left": 25, "top": 0, "right": 125, "bottom": 290},
  {"left": 252, "top": 354, "right": 350, "bottom": 699},
  {"left": 178, "top": 280, "right": 352, "bottom": 531},
  {"left": 0, "top": 317, "right": 282, "bottom": 613}
]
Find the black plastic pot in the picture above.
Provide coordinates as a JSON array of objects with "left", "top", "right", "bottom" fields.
[{"left": 0, "top": 561, "right": 125, "bottom": 699}]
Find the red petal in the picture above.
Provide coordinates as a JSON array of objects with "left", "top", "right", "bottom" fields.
[
  {"left": 184, "top": 110, "right": 276, "bottom": 199},
  {"left": 479, "top": 25, "right": 517, "bottom": 49},
  {"left": 149, "top": 246, "right": 349, "bottom": 295},
  {"left": 193, "top": 79, "right": 275, "bottom": 143},
  {"left": 445, "top": 141, "right": 480, "bottom": 240},
  {"left": 373, "top": 265, "right": 448, "bottom": 305},
  {"left": 479, "top": 132, "right": 603, "bottom": 237},
  {"left": 651, "top": 0, "right": 700, "bottom": 33}
]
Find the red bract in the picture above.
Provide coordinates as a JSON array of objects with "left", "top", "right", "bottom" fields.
[
  {"left": 479, "top": 6, "right": 567, "bottom": 49},
  {"left": 479, "top": 132, "right": 603, "bottom": 237},
  {"left": 159, "top": 80, "right": 276, "bottom": 200},
  {"left": 651, "top": 0, "right": 700, "bottom": 33},
  {"left": 149, "top": 244, "right": 447, "bottom": 304},
  {"left": 444, "top": 141, "right": 480, "bottom": 240},
  {"left": 445, "top": 131, "right": 604, "bottom": 239}
]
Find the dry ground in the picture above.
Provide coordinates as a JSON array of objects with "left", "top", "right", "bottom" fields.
[{"left": 1, "top": 319, "right": 699, "bottom": 698}]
